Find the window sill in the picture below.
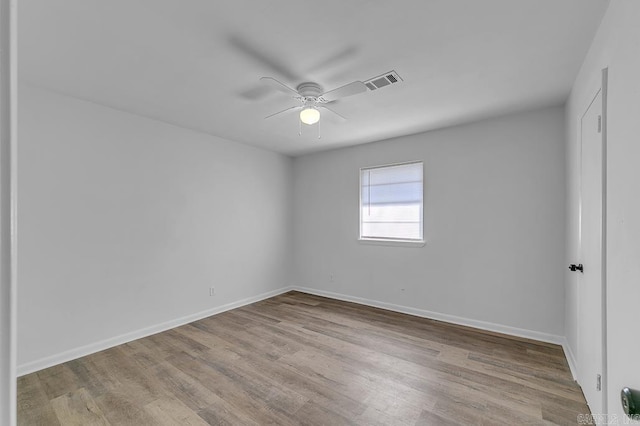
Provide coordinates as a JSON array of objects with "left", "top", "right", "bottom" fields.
[{"left": 358, "top": 238, "right": 426, "bottom": 248}]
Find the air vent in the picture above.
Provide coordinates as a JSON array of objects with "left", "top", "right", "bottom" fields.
[{"left": 364, "top": 70, "right": 403, "bottom": 91}]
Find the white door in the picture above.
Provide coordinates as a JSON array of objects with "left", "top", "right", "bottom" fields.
[{"left": 578, "top": 88, "right": 605, "bottom": 415}]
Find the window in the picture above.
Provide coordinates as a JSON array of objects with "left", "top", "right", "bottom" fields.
[{"left": 360, "top": 161, "right": 424, "bottom": 242}]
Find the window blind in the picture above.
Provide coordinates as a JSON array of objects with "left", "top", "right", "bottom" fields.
[{"left": 360, "top": 162, "right": 423, "bottom": 241}]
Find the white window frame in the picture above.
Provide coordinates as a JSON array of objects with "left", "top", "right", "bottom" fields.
[{"left": 359, "top": 161, "right": 425, "bottom": 247}]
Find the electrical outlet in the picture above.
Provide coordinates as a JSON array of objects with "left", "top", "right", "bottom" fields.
[{"left": 209, "top": 287, "right": 215, "bottom": 296}]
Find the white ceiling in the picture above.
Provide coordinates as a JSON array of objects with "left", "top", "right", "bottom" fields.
[{"left": 19, "top": 0, "right": 608, "bottom": 156}]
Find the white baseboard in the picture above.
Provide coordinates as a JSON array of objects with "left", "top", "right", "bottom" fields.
[
  {"left": 19, "top": 285, "right": 574, "bottom": 380},
  {"left": 561, "top": 338, "right": 579, "bottom": 381},
  {"left": 17, "top": 286, "right": 294, "bottom": 376},
  {"left": 291, "top": 286, "right": 565, "bottom": 346}
]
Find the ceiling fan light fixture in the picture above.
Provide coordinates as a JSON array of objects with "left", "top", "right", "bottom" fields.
[{"left": 300, "top": 106, "right": 320, "bottom": 125}]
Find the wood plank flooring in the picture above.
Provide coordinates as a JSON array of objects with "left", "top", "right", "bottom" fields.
[{"left": 17, "top": 291, "right": 589, "bottom": 425}]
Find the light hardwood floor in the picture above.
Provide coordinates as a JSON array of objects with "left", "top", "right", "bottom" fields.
[{"left": 18, "top": 291, "right": 589, "bottom": 425}]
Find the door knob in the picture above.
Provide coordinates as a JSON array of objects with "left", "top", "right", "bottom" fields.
[{"left": 569, "top": 264, "right": 584, "bottom": 273}]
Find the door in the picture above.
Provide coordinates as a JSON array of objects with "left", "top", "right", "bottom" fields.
[{"left": 578, "top": 88, "right": 605, "bottom": 415}]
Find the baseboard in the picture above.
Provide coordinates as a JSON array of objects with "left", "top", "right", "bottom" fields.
[
  {"left": 291, "top": 286, "right": 565, "bottom": 346},
  {"left": 19, "top": 285, "right": 572, "bottom": 378},
  {"left": 17, "top": 286, "right": 294, "bottom": 376},
  {"left": 562, "top": 338, "right": 579, "bottom": 381}
]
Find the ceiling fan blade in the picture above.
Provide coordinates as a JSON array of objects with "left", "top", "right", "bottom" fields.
[
  {"left": 318, "top": 81, "right": 367, "bottom": 102},
  {"left": 304, "top": 46, "right": 358, "bottom": 75},
  {"left": 239, "top": 85, "right": 272, "bottom": 100},
  {"left": 264, "top": 105, "right": 299, "bottom": 120},
  {"left": 260, "top": 77, "right": 301, "bottom": 98},
  {"left": 228, "top": 36, "right": 299, "bottom": 82},
  {"left": 319, "top": 105, "right": 347, "bottom": 122}
]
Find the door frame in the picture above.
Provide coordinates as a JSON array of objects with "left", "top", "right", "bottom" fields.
[
  {"left": 577, "top": 67, "right": 608, "bottom": 414},
  {"left": 0, "top": 0, "right": 18, "bottom": 424}
]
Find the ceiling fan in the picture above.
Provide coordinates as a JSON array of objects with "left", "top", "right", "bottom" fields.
[{"left": 260, "top": 76, "right": 368, "bottom": 126}]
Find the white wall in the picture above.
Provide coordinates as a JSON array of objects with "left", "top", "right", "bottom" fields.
[
  {"left": 293, "top": 106, "right": 566, "bottom": 339},
  {"left": 17, "top": 85, "right": 293, "bottom": 372},
  {"left": 566, "top": 0, "right": 640, "bottom": 420}
]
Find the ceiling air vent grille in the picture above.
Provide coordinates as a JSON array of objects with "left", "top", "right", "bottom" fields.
[{"left": 364, "top": 70, "right": 403, "bottom": 91}]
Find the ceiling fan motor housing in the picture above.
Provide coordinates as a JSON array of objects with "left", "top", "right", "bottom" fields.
[{"left": 296, "top": 82, "right": 323, "bottom": 98}]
